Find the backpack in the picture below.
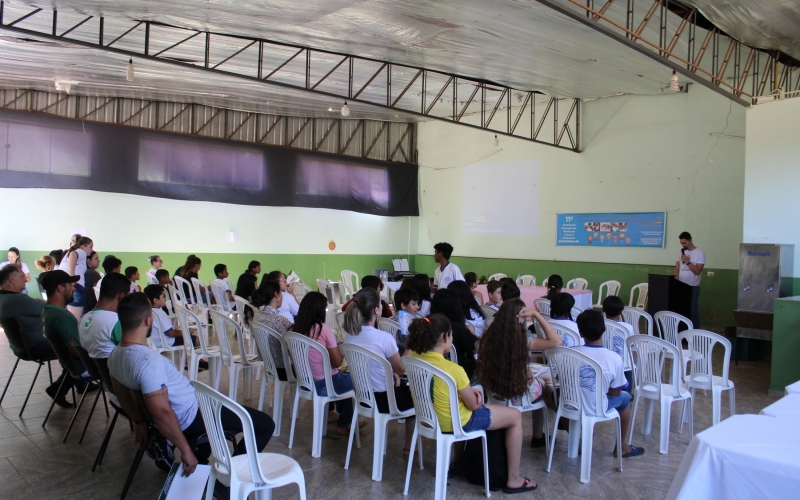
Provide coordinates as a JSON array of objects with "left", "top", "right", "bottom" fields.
[{"left": 459, "top": 428, "right": 508, "bottom": 491}]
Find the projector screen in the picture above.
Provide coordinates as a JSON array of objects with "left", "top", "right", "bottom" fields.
[{"left": 462, "top": 160, "right": 540, "bottom": 236}]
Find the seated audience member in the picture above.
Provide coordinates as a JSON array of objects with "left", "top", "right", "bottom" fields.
[
  {"left": 251, "top": 281, "right": 293, "bottom": 380},
  {"left": 478, "top": 299, "right": 562, "bottom": 448},
  {"left": 293, "top": 291, "right": 359, "bottom": 437},
  {"left": 108, "top": 293, "right": 275, "bottom": 475},
  {"left": 146, "top": 255, "right": 163, "bottom": 285},
  {"left": 84, "top": 251, "right": 102, "bottom": 302},
  {"left": 545, "top": 274, "right": 564, "bottom": 301},
  {"left": 49, "top": 249, "right": 65, "bottom": 266},
  {"left": 486, "top": 280, "right": 503, "bottom": 310},
  {"left": 432, "top": 242, "right": 464, "bottom": 292},
  {"left": 1, "top": 247, "right": 31, "bottom": 291},
  {"left": 235, "top": 273, "right": 258, "bottom": 302},
  {"left": 399, "top": 277, "right": 413, "bottom": 289},
  {"left": 406, "top": 315, "right": 537, "bottom": 493},
  {"left": 173, "top": 254, "right": 192, "bottom": 278},
  {"left": 501, "top": 280, "right": 521, "bottom": 302},
  {"left": 178, "top": 256, "right": 205, "bottom": 303},
  {"left": 548, "top": 293, "right": 582, "bottom": 347},
  {"left": 211, "top": 264, "right": 236, "bottom": 311},
  {"left": 342, "top": 275, "right": 393, "bottom": 318},
  {"left": 573, "top": 310, "right": 644, "bottom": 458},
  {"left": 464, "top": 272, "right": 484, "bottom": 304},
  {"left": 246, "top": 260, "right": 261, "bottom": 276},
  {"left": 95, "top": 255, "right": 122, "bottom": 296},
  {"left": 343, "top": 288, "right": 415, "bottom": 455},
  {"left": 155, "top": 269, "right": 171, "bottom": 287},
  {"left": 35, "top": 255, "right": 57, "bottom": 296},
  {"left": 602, "top": 295, "right": 634, "bottom": 391},
  {"left": 79, "top": 272, "right": 130, "bottom": 359},
  {"left": 393, "top": 287, "right": 420, "bottom": 340},
  {"left": 264, "top": 270, "right": 299, "bottom": 322},
  {"left": 125, "top": 266, "right": 141, "bottom": 293},
  {"left": 0, "top": 266, "right": 73, "bottom": 406},
  {"left": 144, "top": 285, "right": 197, "bottom": 349},
  {"left": 448, "top": 280, "right": 487, "bottom": 337},
  {"left": 430, "top": 289, "right": 478, "bottom": 381},
  {"left": 410, "top": 273, "right": 433, "bottom": 316},
  {"left": 41, "top": 271, "right": 97, "bottom": 402},
  {"left": 62, "top": 237, "right": 94, "bottom": 319}
]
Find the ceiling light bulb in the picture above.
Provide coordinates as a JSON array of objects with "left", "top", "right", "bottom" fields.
[
  {"left": 670, "top": 70, "right": 680, "bottom": 93},
  {"left": 341, "top": 101, "right": 350, "bottom": 117},
  {"left": 492, "top": 134, "right": 499, "bottom": 147},
  {"left": 126, "top": 58, "right": 134, "bottom": 81}
]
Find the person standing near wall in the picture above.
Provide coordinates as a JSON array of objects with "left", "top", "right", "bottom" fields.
[
  {"left": 673, "top": 231, "right": 705, "bottom": 328},
  {"left": 432, "top": 242, "right": 464, "bottom": 292}
]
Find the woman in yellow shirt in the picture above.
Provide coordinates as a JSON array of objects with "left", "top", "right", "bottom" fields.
[{"left": 407, "top": 314, "right": 538, "bottom": 494}]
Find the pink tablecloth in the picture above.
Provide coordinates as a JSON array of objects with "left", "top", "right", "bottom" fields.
[{"left": 474, "top": 284, "right": 593, "bottom": 310}]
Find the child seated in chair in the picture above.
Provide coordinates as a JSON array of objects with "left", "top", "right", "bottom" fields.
[
  {"left": 210, "top": 264, "right": 236, "bottom": 311},
  {"left": 486, "top": 279, "right": 503, "bottom": 310},
  {"left": 125, "top": 266, "right": 141, "bottom": 293},
  {"left": 144, "top": 284, "right": 198, "bottom": 350},
  {"left": 393, "top": 287, "right": 420, "bottom": 343},
  {"left": 602, "top": 295, "right": 634, "bottom": 392},
  {"left": 573, "top": 310, "right": 644, "bottom": 458},
  {"left": 406, "top": 314, "right": 538, "bottom": 494}
]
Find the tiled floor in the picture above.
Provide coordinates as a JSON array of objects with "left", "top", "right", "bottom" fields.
[{"left": 0, "top": 331, "right": 778, "bottom": 500}]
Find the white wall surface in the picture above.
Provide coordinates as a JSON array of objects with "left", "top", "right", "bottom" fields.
[
  {"left": 0, "top": 188, "right": 415, "bottom": 255},
  {"left": 744, "top": 96, "right": 800, "bottom": 275},
  {"left": 417, "top": 85, "right": 746, "bottom": 269}
]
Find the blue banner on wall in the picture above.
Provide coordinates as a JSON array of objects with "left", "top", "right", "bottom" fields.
[{"left": 556, "top": 212, "right": 666, "bottom": 247}]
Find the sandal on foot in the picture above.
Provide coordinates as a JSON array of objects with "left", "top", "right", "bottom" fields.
[
  {"left": 621, "top": 445, "right": 645, "bottom": 458},
  {"left": 502, "top": 478, "right": 537, "bottom": 494}
]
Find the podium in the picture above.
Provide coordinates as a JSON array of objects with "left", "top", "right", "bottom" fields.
[{"left": 647, "top": 274, "right": 692, "bottom": 319}]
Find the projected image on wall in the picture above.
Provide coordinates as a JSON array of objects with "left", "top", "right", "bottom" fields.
[
  {"left": 297, "top": 156, "right": 389, "bottom": 209},
  {"left": 462, "top": 160, "right": 540, "bottom": 236},
  {"left": 0, "top": 121, "right": 92, "bottom": 176}
]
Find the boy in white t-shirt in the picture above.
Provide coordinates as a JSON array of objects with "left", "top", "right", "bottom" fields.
[
  {"left": 602, "top": 295, "right": 634, "bottom": 392},
  {"left": 573, "top": 310, "right": 644, "bottom": 458},
  {"left": 79, "top": 272, "right": 129, "bottom": 359},
  {"left": 392, "top": 287, "right": 419, "bottom": 350},
  {"left": 144, "top": 285, "right": 198, "bottom": 349},
  {"left": 211, "top": 264, "right": 236, "bottom": 311},
  {"left": 432, "top": 242, "right": 464, "bottom": 291}
]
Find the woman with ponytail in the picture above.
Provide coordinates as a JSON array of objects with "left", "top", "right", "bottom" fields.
[
  {"left": 343, "top": 288, "right": 415, "bottom": 456},
  {"left": 406, "top": 315, "right": 538, "bottom": 494}
]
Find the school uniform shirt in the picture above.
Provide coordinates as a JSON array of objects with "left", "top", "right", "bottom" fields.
[
  {"left": 418, "top": 299, "right": 431, "bottom": 317},
  {"left": 146, "top": 268, "right": 159, "bottom": 285},
  {"left": 411, "top": 350, "right": 471, "bottom": 432},
  {"left": 150, "top": 307, "right": 176, "bottom": 348},
  {"left": 571, "top": 345, "right": 628, "bottom": 416},
  {"left": 210, "top": 278, "right": 236, "bottom": 311},
  {"left": 433, "top": 262, "right": 464, "bottom": 290},
  {"left": 344, "top": 325, "right": 399, "bottom": 393},
  {"left": 549, "top": 318, "right": 584, "bottom": 347},
  {"left": 79, "top": 308, "right": 123, "bottom": 359},
  {"left": 677, "top": 247, "right": 705, "bottom": 287},
  {"left": 467, "top": 309, "right": 486, "bottom": 337},
  {"left": 277, "top": 291, "right": 300, "bottom": 322}
]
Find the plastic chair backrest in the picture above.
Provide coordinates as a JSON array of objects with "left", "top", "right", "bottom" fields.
[
  {"left": 251, "top": 321, "right": 290, "bottom": 383},
  {"left": 42, "top": 319, "right": 81, "bottom": 378},
  {"left": 570, "top": 306, "right": 584, "bottom": 320},
  {"left": 293, "top": 282, "right": 312, "bottom": 301},
  {"left": 541, "top": 278, "right": 549, "bottom": 289},
  {"left": 341, "top": 343, "right": 400, "bottom": 417},
  {"left": 401, "top": 356, "right": 469, "bottom": 439},
  {"left": 603, "top": 319, "right": 631, "bottom": 370},
  {"left": 534, "top": 298, "right": 551, "bottom": 316},
  {"left": 448, "top": 344, "right": 458, "bottom": 365},
  {"left": 284, "top": 332, "right": 337, "bottom": 400},
  {"left": 191, "top": 278, "right": 211, "bottom": 307},
  {"left": 622, "top": 306, "right": 653, "bottom": 336},
  {"left": 210, "top": 282, "right": 230, "bottom": 312},
  {"left": 487, "top": 273, "right": 506, "bottom": 282},
  {"left": 547, "top": 320, "right": 581, "bottom": 348},
  {"left": 316, "top": 279, "right": 330, "bottom": 294},
  {"left": 150, "top": 310, "right": 175, "bottom": 351},
  {"left": 334, "top": 311, "right": 346, "bottom": 342},
  {"left": 377, "top": 318, "right": 400, "bottom": 336},
  {"left": 516, "top": 275, "right": 536, "bottom": 286},
  {"left": 193, "top": 381, "right": 270, "bottom": 484},
  {"left": 341, "top": 270, "right": 359, "bottom": 298},
  {"left": 654, "top": 311, "right": 692, "bottom": 349},
  {"left": 629, "top": 283, "right": 648, "bottom": 309},
  {"left": 679, "top": 329, "right": 731, "bottom": 390},
  {"left": 167, "top": 284, "right": 186, "bottom": 309},
  {"left": 596, "top": 280, "right": 622, "bottom": 304},
  {"left": 566, "top": 278, "right": 588, "bottom": 290},
  {"left": 174, "top": 303, "right": 214, "bottom": 356},
  {"left": 210, "top": 310, "right": 254, "bottom": 368},
  {"left": 480, "top": 305, "right": 496, "bottom": 318},
  {"left": 545, "top": 346, "right": 611, "bottom": 417},
  {"left": 174, "top": 276, "right": 196, "bottom": 304},
  {"left": 626, "top": 334, "right": 683, "bottom": 398}
]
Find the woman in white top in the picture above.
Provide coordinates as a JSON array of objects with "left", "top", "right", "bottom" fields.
[
  {"left": 146, "top": 255, "right": 163, "bottom": 285},
  {"left": 63, "top": 236, "right": 93, "bottom": 319},
  {"left": 1, "top": 247, "right": 30, "bottom": 294},
  {"left": 343, "top": 287, "right": 416, "bottom": 457}
]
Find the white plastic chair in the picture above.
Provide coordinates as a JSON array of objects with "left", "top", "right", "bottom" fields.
[
  {"left": 192, "top": 381, "right": 306, "bottom": 500},
  {"left": 174, "top": 275, "right": 196, "bottom": 304},
  {"left": 167, "top": 283, "right": 187, "bottom": 311},
  {"left": 487, "top": 273, "right": 506, "bottom": 281},
  {"left": 545, "top": 347, "right": 623, "bottom": 483},
  {"left": 629, "top": 283, "right": 648, "bottom": 310},
  {"left": 622, "top": 306, "right": 653, "bottom": 336},
  {"left": 341, "top": 270, "right": 359, "bottom": 300},
  {"left": 570, "top": 306, "right": 584, "bottom": 320},
  {"left": 541, "top": 278, "right": 549, "bottom": 288},
  {"left": 341, "top": 344, "right": 418, "bottom": 481},
  {"left": 566, "top": 278, "right": 588, "bottom": 290},
  {"left": 209, "top": 310, "right": 263, "bottom": 402},
  {"left": 534, "top": 298, "right": 551, "bottom": 316},
  {"left": 626, "top": 334, "right": 693, "bottom": 454},
  {"left": 515, "top": 275, "right": 535, "bottom": 286},
  {"left": 603, "top": 320, "right": 632, "bottom": 372},
  {"left": 447, "top": 343, "right": 458, "bottom": 366},
  {"left": 174, "top": 304, "right": 221, "bottom": 389},
  {"left": 376, "top": 318, "right": 400, "bottom": 337},
  {"left": 334, "top": 311, "right": 346, "bottom": 344},
  {"left": 251, "top": 322, "right": 296, "bottom": 436},
  {"left": 147, "top": 310, "right": 185, "bottom": 369},
  {"left": 487, "top": 389, "right": 549, "bottom": 457},
  {"left": 654, "top": 311, "right": 700, "bottom": 376},
  {"left": 284, "top": 332, "right": 359, "bottom": 458},
  {"left": 210, "top": 281, "right": 232, "bottom": 313},
  {"left": 679, "top": 329, "right": 735, "bottom": 426},
  {"left": 401, "top": 356, "right": 490, "bottom": 499},
  {"left": 594, "top": 280, "right": 622, "bottom": 307},
  {"left": 480, "top": 305, "right": 496, "bottom": 318},
  {"left": 547, "top": 320, "right": 582, "bottom": 348},
  {"left": 191, "top": 277, "right": 213, "bottom": 309},
  {"left": 293, "top": 282, "right": 312, "bottom": 302}
]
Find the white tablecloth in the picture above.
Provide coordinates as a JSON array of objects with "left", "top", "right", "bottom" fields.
[
  {"left": 473, "top": 284, "right": 593, "bottom": 311},
  {"left": 785, "top": 380, "right": 800, "bottom": 396},
  {"left": 667, "top": 414, "right": 800, "bottom": 500},
  {"left": 760, "top": 394, "right": 800, "bottom": 418}
]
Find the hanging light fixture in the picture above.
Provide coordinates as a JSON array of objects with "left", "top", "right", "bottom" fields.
[
  {"left": 670, "top": 70, "right": 680, "bottom": 93},
  {"left": 492, "top": 134, "right": 499, "bottom": 147},
  {"left": 126, "top": 58, "right": 134, "bottom": 81},
  {"left": 341, "top": 101, "right": 350, "bottom": 117}
]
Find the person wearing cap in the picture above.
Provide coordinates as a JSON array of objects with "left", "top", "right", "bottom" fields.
[
  {"left": 41, "top": 271, "right": 97, "bottom": 406},
  {"left": 0, "top": 266, "right": 73, "bottom": 406}
]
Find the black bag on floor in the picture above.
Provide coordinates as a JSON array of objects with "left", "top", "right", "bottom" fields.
[{"left": 459, "top": 428, "right": 508, "bottom": 491}]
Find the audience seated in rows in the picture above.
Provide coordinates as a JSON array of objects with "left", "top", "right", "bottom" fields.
[
  {"left": 144, "top": 284, "right": 198, "bottom": 349},
  {"left": 79, "top": 272, "right": 129, "bottom": 360},
  {"left": 549, "top": 293, "right": 580, "bottom": 347},
  {"left": 251, "top": 280, "right": 294, "bottom": 381},
  {"left": 234, "top": 272, "right": 258, "bottom": 302},
  {"left": 263, "top": 270, "right": 300, "bottom": 322},
  {"left": 342, "top": 275, "right": 393, "bottom": 319}
]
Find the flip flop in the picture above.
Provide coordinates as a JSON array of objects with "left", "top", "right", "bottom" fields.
[
  {"left": 502, "top": 478, "right": 537, "bottom": 494},
  {"left": 621, "top": 445, "right": 645, "bottom": 458}
]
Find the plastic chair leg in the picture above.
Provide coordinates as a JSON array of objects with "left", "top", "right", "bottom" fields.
[
  {"left": 567, "top": 418, "right": 581, "bottom": 458},
  {"left": 712, "top": 388, "right": 722, "bottom": 426},
  {"left": 546, "top": 408, "right": 561, "bottom": 473},
  {"left": 434, "top": 437, "right": 452, "bottom": 500},
  {"left": 288, "top": 390, "right": 301, "bottom": 449},
  {"left": 579, "top": 419, "right": 595, "bottom": 483},
  {"left": 480, "top": 435, "right": 490, "bottom": 497},
  {"left": 659, "top": 397, "right": 671, "bottom": 454},
  {"left": 212, "top": 358, "right": 222, "bottom": 391},
  {"left": 227, "top": 366, "right": 238, "bottom": 400},
  {"left": 0, "top": 358, "right": 20, "bottom": 404},
  {"left": 403, "top": 427, "right": 419, "bottom": 495},
  {"left": 627, "top": 394, "right": 640, "bottom": 445},
  {"left": 312, "top": 398, "right": 325, "bottom": 458},
  {"left": 203, "top": 466, "right": 217, "bottom": 500},
  {"left": 272, "top": 382, "right": 286, "bottom": 437},
  {"left": 370, "top": 417, "right": 385, "bottom": 481},
  {"left": 258, "top": 374, "right": 268, "bottom": 412},
  {"left": 615, "top": 417, "right": 623, "bottom": 473},
  {"left": 642, "top": 398, "right": 655, "bottom": 435},
  {"left": 729, "top": 387, "right": 735, "bottom": 420}
]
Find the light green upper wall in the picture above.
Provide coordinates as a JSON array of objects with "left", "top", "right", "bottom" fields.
[{"left": 416, "top": 85, "right": 746, "bottom": 270}]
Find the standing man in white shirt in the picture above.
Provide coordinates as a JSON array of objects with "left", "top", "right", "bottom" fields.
[
  {"left": 673, "top": 231, "right": 705, "bottom": 328},
  {"left": 432, "top": 242, "right": 464, "bottom": 291}
]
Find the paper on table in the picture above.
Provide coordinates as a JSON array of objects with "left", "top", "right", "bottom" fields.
[{"left": 159, "top": 463, "right": 212, "bottom": 500}]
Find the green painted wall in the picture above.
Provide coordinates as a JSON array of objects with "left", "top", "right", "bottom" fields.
[
  {"left": 416, "top": 253, "right": 737, "bottom": 331},
  {"left": 772, "top": 297, "right": 800, "bottom": 393}
]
